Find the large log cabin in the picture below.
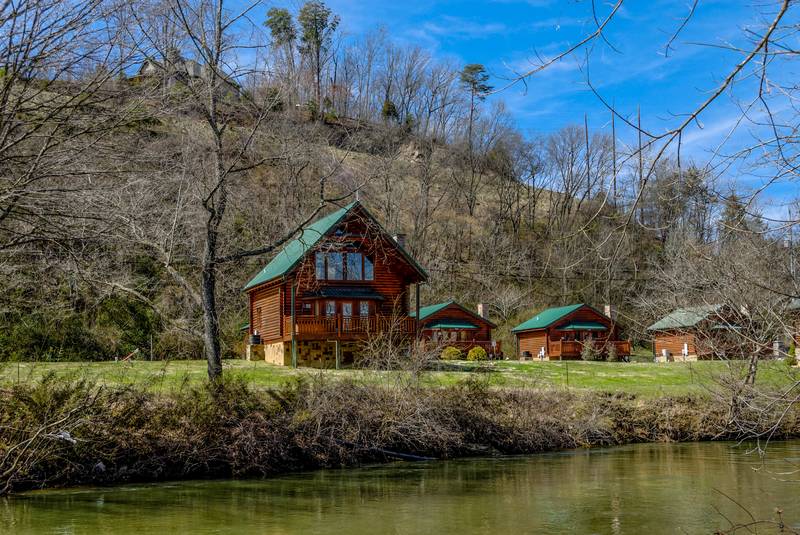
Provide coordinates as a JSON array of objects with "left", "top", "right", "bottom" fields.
[
  {"left": 512, "top": 304, "right": 630, "bottom": 360},
  {"left": 647, "top": 305, "right": 725, "bottom": 362},
  {"left": 243, "top": 201, "right": 427, "bottom": 368},
  {"left": 411, "top": 300, "right": 500, "bottom": 356}
]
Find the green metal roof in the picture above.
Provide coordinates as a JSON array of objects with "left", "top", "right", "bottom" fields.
[
  {"left": 512, "top": 304, "right": 586, "bottom": 333},
  {"left": 410, "top": 300, "right": 455, "bottom": 320},
  {"left": 426, "top": 320, "right": 479, "bottom": 330},
  {"left": 556, "top": 321, "right": 608, "bottom": 331},
  {"left": 243, "top": 201, "right": 427, "bottom": 291},
  {"left": 243, "top": 202, "right": 355, "bottom": 290},
  {"left": 646, "top": 305, "right": 722, "bottom": 331}
]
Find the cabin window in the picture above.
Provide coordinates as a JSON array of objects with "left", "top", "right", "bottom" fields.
[
  {"left": 364, "top": 256, "right": 374, "bottom": 280},
  {"left": 342, "top": 302, "right": 353, "bottom": 317},
  {"left": 325, "top": 300, "right": 336, "bottom": 316},
  {"left": 346, "top": 253, "right": 363, "bottom": 280},
  {"left": 359, "top": 301, "right": 370, "bottom": 316},
  {"left": 301, "top": 303, "right": 312, "bottom": 315},
  {"left": 327, "top": 252, "right": 344, "bottom": 280},
  {"left": 315, "top": 252, "right": 326, "bottom": 280},
  {"left": 315, "top": 251, "right": 374, "bottom": 281}
]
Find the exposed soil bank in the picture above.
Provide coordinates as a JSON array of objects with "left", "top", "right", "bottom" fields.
[{"left": 2, "top": 375, "right": 798, "bottom": 494}]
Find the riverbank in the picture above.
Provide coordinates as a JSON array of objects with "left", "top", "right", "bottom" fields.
[{"left": 2, "top": 373, "right": 799, "bottom": 495}]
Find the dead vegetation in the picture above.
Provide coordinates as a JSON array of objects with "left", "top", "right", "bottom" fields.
[{"left": 2, "top": 374, "right": 799, "bottom": 495}]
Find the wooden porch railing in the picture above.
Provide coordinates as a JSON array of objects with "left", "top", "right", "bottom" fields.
[
  {"left": 285, "top": 315, "right": 416, "bottom": 339},
  {"left": 548, "top": 339, "right": 631, "bottom": 358}
]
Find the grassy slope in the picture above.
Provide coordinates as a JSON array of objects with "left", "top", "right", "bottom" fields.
[{"left": 1, "top": 359, "right": 796, "bottom": 397}]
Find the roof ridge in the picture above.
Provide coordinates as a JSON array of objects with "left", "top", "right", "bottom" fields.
[
  {"left": 243, "top": 200, "right": 425, "bottom": 291},
  {"left": 511, "top": 303, "right": 586, "bottom": 332}
]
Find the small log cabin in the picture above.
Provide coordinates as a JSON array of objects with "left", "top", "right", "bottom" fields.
[
  {"left": 243, "top": 201, "right": 427, "bottom": 368},
  {"left": 411, "top": 300, "right": 500, "bottom": 356},
  {"left": 512, "top": 304, "right": 630, "bottom": 360},
  {"left": 647, "top": 304, "right": 725, "bottom": 362}
]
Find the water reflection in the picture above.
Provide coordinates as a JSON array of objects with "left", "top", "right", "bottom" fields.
[{"left": 2, "top": 441, "right": 799, "bottom": 534}]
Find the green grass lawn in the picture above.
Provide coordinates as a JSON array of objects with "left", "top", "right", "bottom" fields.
[{"left": 1, "top": 359, "right": 797, "bottom": 397}]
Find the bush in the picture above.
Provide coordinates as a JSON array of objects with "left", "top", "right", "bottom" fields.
[
  {"left": 467, "top": 347, "right": 488, "bottom": 361},
  {"left": 581, "top": 339, "right": 604, "bottom": 361},
  {"left": 787, "top": 342, "right": 797, "bottom": 368},
  {"left": 441, "top": 346, "right": 462, "bottom": 361},
  {"left": 607, "top": 343, "right": 620, "bottom": 362}
]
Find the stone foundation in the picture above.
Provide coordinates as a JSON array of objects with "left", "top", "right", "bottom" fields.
[
  {"left": 264, "top": 341, "right": 291, "bottom": 366},
  {"left": 245, "top": 340, "right": 362, "bottom": 368}
]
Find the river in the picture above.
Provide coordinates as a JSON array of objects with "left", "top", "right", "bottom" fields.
[{"left": 2, "top": 441, "right": 799, "bottom": 534}]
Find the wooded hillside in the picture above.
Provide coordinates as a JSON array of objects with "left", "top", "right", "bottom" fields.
[{"left": 1, "top": 0, "right": 797, "bottom": 367}]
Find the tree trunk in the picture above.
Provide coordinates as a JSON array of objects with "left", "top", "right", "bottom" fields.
[
  {"left": 202, "top": 237, "right": 222, "bottom": 383},
  {"left": 744, "top": 352, "right": 758, "bottom": 386}
]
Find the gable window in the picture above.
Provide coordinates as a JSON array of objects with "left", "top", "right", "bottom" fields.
[
  {"left": 315, "top": 252, "right": 326, "bottom": 280},
  {"left": 327, "top": 252, "right": 343, "bottom": 280},
  {"left": 314, "top": 250, "right": 375, "bottom": 281},
  {"left": 364, "top": 256, "right": 374, "bottom": 280},
  {"left": 346, "top": 253, "right": 363, "bottom": 280}
]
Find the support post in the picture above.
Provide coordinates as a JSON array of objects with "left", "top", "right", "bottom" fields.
[
  {"left": 335, "top": 340, "right": 340, "bottom": 370},
  {"left": 291, "top": 284, "right": 297, "bottom": 368},
  {"left": 415, "top": 283, "right": 421, "bottom": 341}
]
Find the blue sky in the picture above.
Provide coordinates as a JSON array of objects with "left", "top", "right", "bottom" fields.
[{"left": 255, "top": 0, "right": 798, "bottom": 217}]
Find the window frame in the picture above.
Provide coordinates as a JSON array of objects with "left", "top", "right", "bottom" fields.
[
  {"left": 314, "top": 249, "right": 374, "bottom": 281},
  {"left": 325, "top": 300, "right": 336, "bottom": 317}
]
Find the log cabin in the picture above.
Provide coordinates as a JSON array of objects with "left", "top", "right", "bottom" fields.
[
  {"left": 647, "top": 305, "right": 725, "bottom": 362},
  {"left": 243, "top": 201, "right": 427, "bottom": 368},
  {"left": 512, "top": 304, "right": 630, "bottom": 360},
  {"left": 411, "top": 300, "right": 500, "bottom": 357}
]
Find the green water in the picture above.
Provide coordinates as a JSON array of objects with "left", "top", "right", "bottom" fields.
[{"left": 2, "top": 441, "right": 799, "bottom": 534}]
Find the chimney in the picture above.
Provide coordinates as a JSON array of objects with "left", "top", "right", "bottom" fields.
[
  {"left": 477, "top": 303, "right": 488, "bottom": 320},
  {"left": 604, "top": 304, "right": 617, "bottom": 321},
  {"left": 393, "top": 234, "right": 406, "bottom": 249}
]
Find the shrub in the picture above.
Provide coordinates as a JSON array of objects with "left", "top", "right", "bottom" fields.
[
  {"left": 581, "top": 339, "right": 604, "bottom": 361},
  {"left": 787, "top": 342, "right": 797, "bottom": 368},
  {"left": 467, "top": 347, "right": 488, "bottom": 361},
  {"left": 441, "top": 346, "right": 462, "bottom": 361},
  {"left": 607, "top": 343, "right": 619, "bottom": 362},
  {"left": 381, "top": 99, "right": 399, "bottom": 122},
  {"left": 305, "top": 99, "right": 319, "bottom": 121}
]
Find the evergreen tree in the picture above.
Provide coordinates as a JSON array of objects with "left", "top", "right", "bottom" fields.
[{"left": 298, "top": 1, "right": 339, "bottom": 116}]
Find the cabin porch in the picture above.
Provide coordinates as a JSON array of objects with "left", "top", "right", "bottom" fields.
[
  {"left": 283, "top": 314, "right": 416, "bottom": 341},
  {"left": 547, "top": 339, "right": 631, "bottom": 359}
]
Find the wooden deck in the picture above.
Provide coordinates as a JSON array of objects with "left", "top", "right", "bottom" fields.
[
  {"left": 284, "top": 314, "right": 416, "bottom": 341},
  {"left": 547, "top": 340, "right": 631, "bottom": 359}
]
